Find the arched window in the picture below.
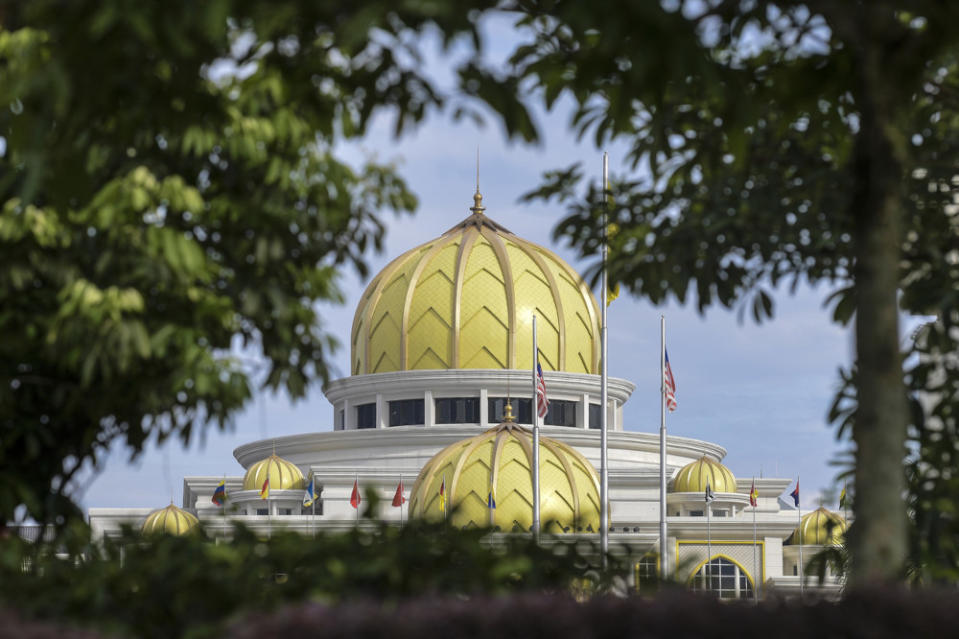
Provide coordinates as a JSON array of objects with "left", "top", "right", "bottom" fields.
[{"left": 690, "top": 557, "right": 753, "bottom": 599}]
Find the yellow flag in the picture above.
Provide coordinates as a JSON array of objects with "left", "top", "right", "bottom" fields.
[{"left": 607, "top": 282, "right": 620, "bottom": 306}]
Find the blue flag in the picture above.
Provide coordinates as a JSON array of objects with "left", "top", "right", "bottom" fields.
[
  {"left": 302, "top": 473, "right": 315, "bottom": 508},
  {"left": 790, "top": 479, "right": 800, "bottom": 507}
]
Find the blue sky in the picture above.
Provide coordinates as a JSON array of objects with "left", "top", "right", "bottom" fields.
[{"left": 76, "top": 15, "right": 856, "bottom": 513}]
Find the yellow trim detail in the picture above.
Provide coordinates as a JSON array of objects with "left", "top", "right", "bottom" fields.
[{"left": 676, "top": 539, "right": 766, "bottom": 586}]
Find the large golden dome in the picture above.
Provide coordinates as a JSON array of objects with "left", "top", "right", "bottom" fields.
[
  {"left": 672, "top": 456, "right": 738, "bottom": 493},
  {"left": 408, "top": 416, "right": 601, "bottom": 532},
  {"left": 242, "top": 454, "right": 305, "bottom": 491},
  {"left": 351, "top": 192, "right": 600, "bottom": 375},
  {"left": 787, "top": 507, "right": 846, "bottom": 545},
  {"left": 141, "top": 503, "right": 199, "bottom": 536}
]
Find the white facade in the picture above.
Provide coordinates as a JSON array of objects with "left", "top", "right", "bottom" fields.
[{"left": 89, "top": 365, "right": 842, "bottom": 597}]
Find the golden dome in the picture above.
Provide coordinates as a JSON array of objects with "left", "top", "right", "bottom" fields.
[
  {"left": 242, "top": 454, "right": 305, "bottom": 491},
  {"left": 787, "top": 507, "right": 846, "bottom": 545},
  {"left": 351, "top": 194, "right": 600, "bottom": 375},
  {"left": 408, "top": 418, "right": 601, "bottom": 532},
  {"left": 141, "top": 503, "right": 199, "bottom": 536},
  {"left": 672, "top": 456, "right": 738, "bottom": 493}
]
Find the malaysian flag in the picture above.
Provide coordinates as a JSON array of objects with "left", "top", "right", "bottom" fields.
[
  {"left": 664, "top": 349, "right": 677, "bottom": 412},
  {"left": 536, "top": 363, "right": 549, "bottom": 419}
]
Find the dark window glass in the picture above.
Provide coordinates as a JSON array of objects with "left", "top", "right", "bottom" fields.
[
  {"left": 279, "top": 508, "right": 292, "bottom": 516},
  {"left": 545, "top": 400, "right": 577, "bottom": 427},
  {"left": 690, "top": 510, "right": 704, "bottom": 517},
  {"left": 338, "top": 409, "right": 345, "bottom": 430},
  {"left": 256, "top": 508, "right": 268, "bottom": 516},
  {"left": 588, "top": 403, "right": 602, "bottom": 429},
  {"left": 435, "top": 397, "right": 480, "bottom": 424},
  {"left": 356, "top": 403, "right": 376, "bottom": 429},
  {"left": 488, "top": 398, "right": 532, "bottom": 424},
  {"left": 389, "top": 399, "right": 424, "bottom": 426}
]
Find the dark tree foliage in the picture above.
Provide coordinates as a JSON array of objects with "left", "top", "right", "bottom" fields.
[
  {"left": 0, "top": 516, "right": 613, "bottom": 639},
  {"left": 0, "top": 0, "right": 527, "bottom": 526},
  {"left": 502, "top": 0, "right": 959, "bottom": 584}
]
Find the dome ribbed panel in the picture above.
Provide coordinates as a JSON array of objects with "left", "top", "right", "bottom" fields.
[
  {"left": 407, "top": 240, "right": 459, "bottom": 369},
  {"left": 141, "top": 504, "right": 198, "bottom": 536},
  {"left": 367, "top": 249, "right": 428, "bottom": 373},
  {"left": 506, "top": 241, "right": 559, "bottom": 371},
  {"left": 538, "top": 250, "right": 597, "bottom": 374},
  {"left": 459, "top": 238, "right": 509, "bottom": 369},
  {"left": 242, "top": 454, "right": 305, "bottom": 490},
  {"left": 673, "top": 457, "right": 737, "bottom": 493},
  {"left": 349, "top": 211, "right": 601, "bottom": 375},
  {"left": 408, "top": 424, "right": 601, "bottom": 533},
  {"left": 788, "top": 507, "right": 846, "bottom": 545}
]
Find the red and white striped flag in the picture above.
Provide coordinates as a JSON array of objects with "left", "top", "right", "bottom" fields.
[
  {"left": 536, "top": 363, "right": 549, "bottom": 419},
  {"left": 664, "top": 349, "right": 677, "bottom": 412}
]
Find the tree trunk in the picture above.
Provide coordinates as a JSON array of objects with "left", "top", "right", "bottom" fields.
[{"left": 848, "top": 31, "right": 908, "bottom": 586}]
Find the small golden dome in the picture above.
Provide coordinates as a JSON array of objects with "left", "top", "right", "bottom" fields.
[
  {"left": 672, "top": 456, "right": 738, "bottom": 493},
  {"left": 141, "top": 503, "right": 199, "bottom": 536},
  {"left": 351, "top": 200, "right": 600, "bottom": 375},
  {"left": 787, "top": 507, "right": 846, "bottom": 545},
  {"left": 242, "top": 454, "right": 305, "bottom": 491},
  {"left": 408, "top": 421, "right": 601, "bottom": 532}
]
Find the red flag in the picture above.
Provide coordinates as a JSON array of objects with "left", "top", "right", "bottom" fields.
[
  {"left": 392, "top": 480, "right": 406, "bottom": 507},
  {"left": 350, "top": 479, "right": 361, "bottom": 509}
]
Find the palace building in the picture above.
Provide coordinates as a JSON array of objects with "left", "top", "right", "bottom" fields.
[{"left": 88, "top": 189, "right": 844, "bottom": 597}]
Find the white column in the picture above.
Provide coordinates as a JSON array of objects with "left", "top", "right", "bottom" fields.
[
  {"left": 424, "top": 389, "right": 434, "bottom": 427},
  {"left": 479, "top": 388, "right": 489, "bottom": 425},
  {"left": 376, "top": 393, "right": 387, "bottom": 429}
]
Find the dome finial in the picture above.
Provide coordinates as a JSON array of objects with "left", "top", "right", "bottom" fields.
[
  {"left": 503, "top": 401, "right": 515, "bottom": 423},
  {"left": 470, "top": 148, "right": 485, "bottom": 215}
]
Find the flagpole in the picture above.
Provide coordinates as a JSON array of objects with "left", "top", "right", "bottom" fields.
[
  {"left": 600, "top": 152, "right": 610, "bottom": 564},
  {"left": 660, "top": 315, "right": 668, "bottom": 579},
  {"left": 706, "top": 486, "right": 712, "bottom": 592},
  {"left": 752, "top": 479, "right": 758, "bottom": 601},
  {"left": 355, "top": 473, "right": 359, "bottom": 524},
  {"left": 797, "top": 475, "right": 804, "bottom": 595},
  {"left": 311, "top": 474, "right": 316, "bottom": 539},
  {"left": 532, "top": 316, "right": 541, "bottom": 539}
]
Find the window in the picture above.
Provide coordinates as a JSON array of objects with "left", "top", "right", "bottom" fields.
[
  {"left": 488, "top": 398, "right": 532, "bottom": 424},
  {"left": 690, "top": 558, "right": 754, "bottom": 599},
  {"left": 544, "top": 400, "right": 577, "bottom": 427},
  {"left": 634, "top": 554, "right": 659, "bottom": 592},
  {"left": 689, "top": 510, "right": 704, "bottom": 517},
  {"left": 356, "top": 403, "right": 376, "bottom": 429},
  {"left": 713, "top": 509, "right": 728, "bottom": 517},
  {"left": 389, "top": 399, "right": 424, "bottom": 426},
  {"left": 338, "top": 409, "right": 345, "bottom": 430},
  {"left": 256, "top": 508, "right": 268, "bottom": 516},
  {"left": 588, "top": 403, "right": 602, "bottom": 429},
  {"left": 279, "top": 508, "right": 292, "bottom": 516},
  {"left": 435, "top": 397, "right": 480, "bottom": 424}
]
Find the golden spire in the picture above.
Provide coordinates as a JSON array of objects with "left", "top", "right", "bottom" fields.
[
  {"left": 503, "top": 401, "right": 515, "bottom": 423},
  {"left": 470, "top": 148, "right": 485, "bottom": 215}
]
